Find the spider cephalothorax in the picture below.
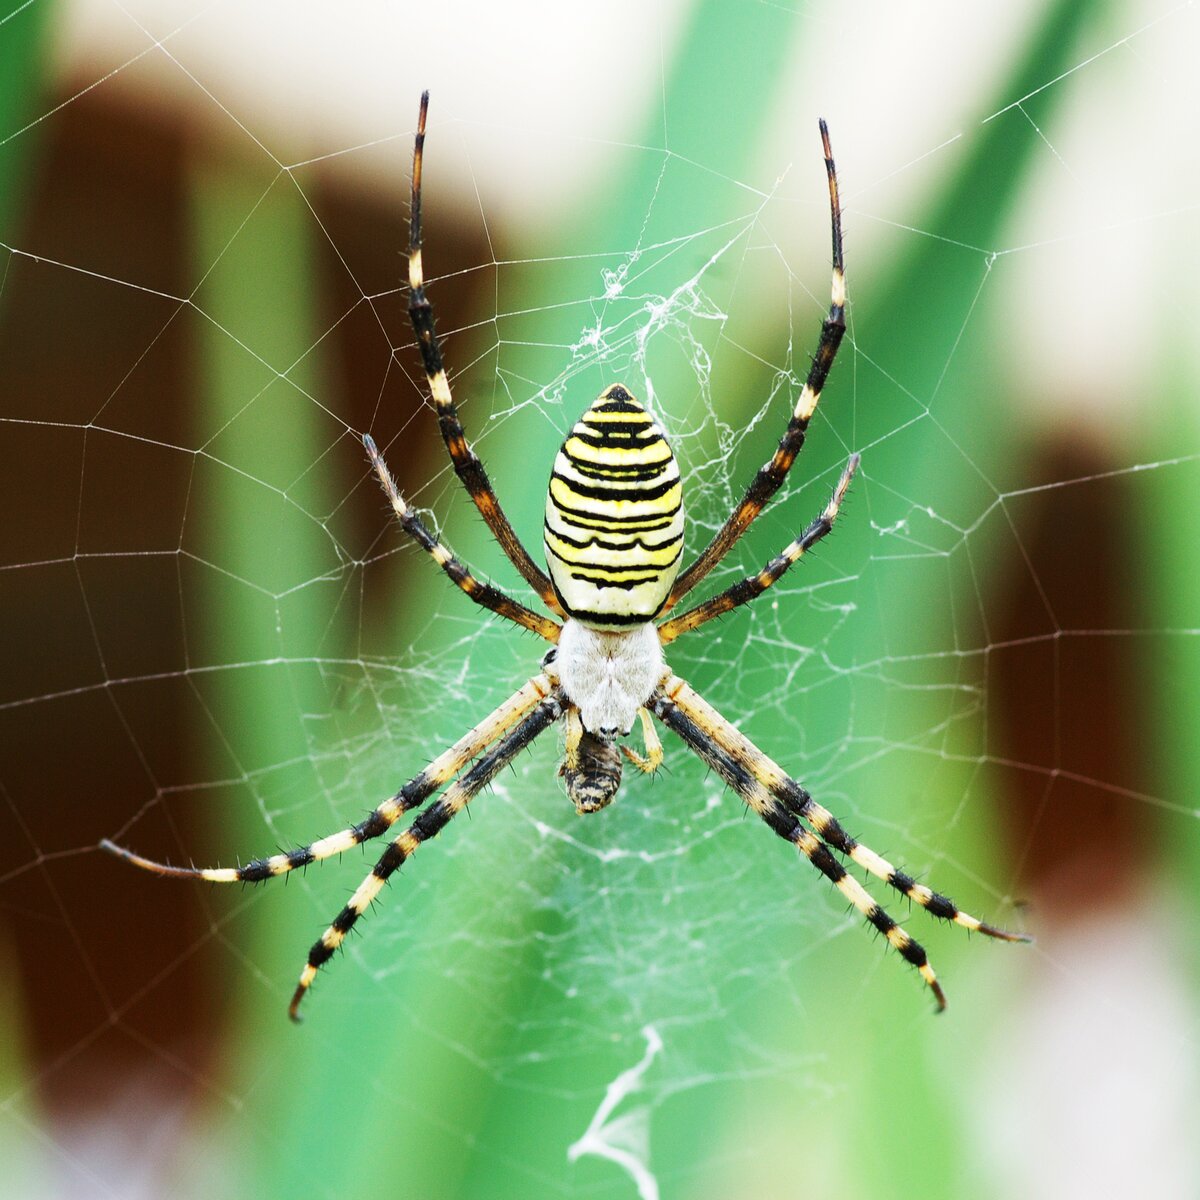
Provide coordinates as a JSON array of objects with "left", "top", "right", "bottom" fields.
[
  {"left": 549, "top": 613, "right": 665, "bottom": 813},
  {"left": 102, "top": 91, "right": 1029, "bottom": 1021}
]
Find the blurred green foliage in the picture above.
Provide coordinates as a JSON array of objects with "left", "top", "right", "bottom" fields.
[
  {"left": 185, "top": 3, "right": 1098, "bottom": 1197},
  {"left": 8, "top": 1, "right": 1194, "bottom": 1197}
]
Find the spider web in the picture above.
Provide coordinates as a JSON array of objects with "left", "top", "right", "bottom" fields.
[{"left": 2, "top": 3, "right": 1199, "bottom": 1198}]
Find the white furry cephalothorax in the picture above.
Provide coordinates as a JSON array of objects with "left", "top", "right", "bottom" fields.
[{"left": 554, "top": 619, "right": 664, "bottom": 736}]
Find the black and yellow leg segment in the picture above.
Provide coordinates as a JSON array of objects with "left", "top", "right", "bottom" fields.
[
  {"left": 649, "top": 675, "right": 945, "bottom": 1009},
  {"left": 406, "top": 92, "right": 562, "bottom": 615},
  {"left": 654, "top": 673, "right": 1030, "bottom": 947},
  {"left": 779, "top": 788, "right": 1030, "bottom": 943},
  {"left": 100, "top": 674, "right": 558, "bottom": 885},
  {"left": 364, "top": 434, "right": 560, "bottom": 642},
  {"left": 663, "top": 119, "right": 847, "bottom": 612},
  {"left": 289, "top": 685, "right": 566, "bottom": 1020},
  {"left": 658, "top": 454, "right": 859, "bottom": 645},
  {"left": 760, "top": 804, "right": 944, "bottom": 1009}
]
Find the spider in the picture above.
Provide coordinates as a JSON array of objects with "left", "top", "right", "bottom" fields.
[{"left": 102, "top": 92, "right": 1029, "bottom": 1021}]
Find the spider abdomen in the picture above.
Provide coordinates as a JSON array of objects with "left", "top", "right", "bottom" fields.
[{"left": 544, "top": 385, "right": 684, "bottom": 627}]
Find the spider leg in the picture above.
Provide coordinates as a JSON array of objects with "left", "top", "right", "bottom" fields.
[
  {"left": 650, "top": 678, "right": 943, "bottom": 1007},
  {"left": 780, "top": 786, "right": 1031, "bottom": 941},
  {"left": 289, "top": 685, "right": 566, "bottom": 1020},
  {"left": 655, "top": 674, "right": 1030, "bottom": 946},
  {"left": 364, "top": 434, "right": 560, "bottom": 642},
  {"left": 621, "top": 708, "right": 663, "bottom": 775},
  {"left": 658, "top": 454, "right": 859, "bottom": 645},
  {"left": 100, "top": 673, "right": 558, "bottom": 883},
  {"left": 562, "top": 706, "right": 584, "bottom": 771},
  {"left": 650, "top": 675, "right": 944, "bottom": 1007},
  {"left": 662, "top": 119, "right": 846, "bottom": 613},
  {"left": 405, "top": 92, "right": 563, "bottom": 616}
]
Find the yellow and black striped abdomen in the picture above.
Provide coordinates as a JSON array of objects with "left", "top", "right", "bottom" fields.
[{"left": 544, "top": 385, "right": 684, "bottom": 627}]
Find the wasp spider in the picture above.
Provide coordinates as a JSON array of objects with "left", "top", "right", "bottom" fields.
[{"left": 102, "top": 93, "right": 1030, "bottom": 1021}]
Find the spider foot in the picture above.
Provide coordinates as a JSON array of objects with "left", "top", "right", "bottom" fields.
[
  {"left": 620, "top": 708, "right": 663, "bottom": 777},
  {"left": 976, "top": 919, "right": 1034, "bottom": 943}
]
